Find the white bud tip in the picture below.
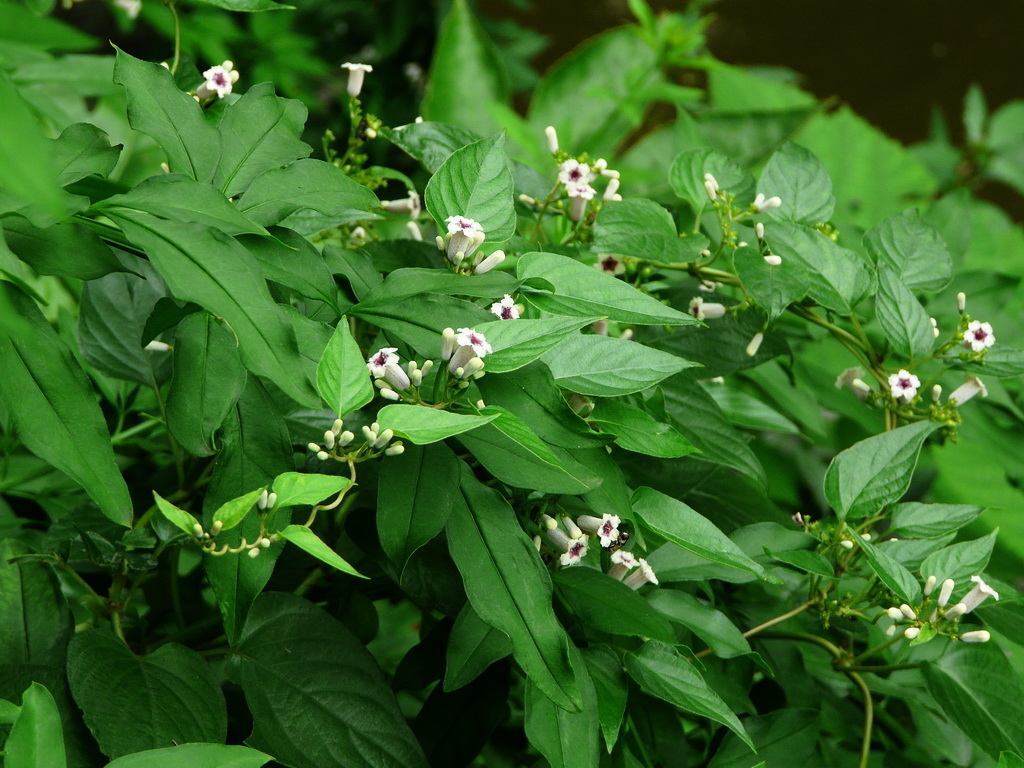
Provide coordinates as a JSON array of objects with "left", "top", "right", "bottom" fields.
[
  {"left": 544, "top": 125, "right": 559, "bottom": 153},
  {"left": 932, "top": 385, "right": 942, "bottom": 402},
  {"left": 763, "top": 254, "right": 782, "bottom": 266},
  {"left": 886, "top": 606, "right": 904, "bottom": 620},
  {"left": 316, "top": 451, "right": 329, "bottom": 461},
  {"left": 192, "top": 523, "right": 204, "bottom": 537},
  {"left": 307, "top": 442, "right": 320, "bottom": 453},
  {"left": 144, "top": 340, "right": 170, "bottom": 352},
  {"left": 380, "top": 388, "right": 400, "bottom": 401},
  {"left": 840, "top": 539, "right": 854, "bottom": 550},
  {"left": 957, "top": 292, "right": 966, "bottom": 312},
  {"left": 755, "top": 222, "right": 765, "bottom": 239},
  {"left": 260, "top": 537, "right": 271, "bottom": 548},
  {"left": 248, "top": 548, "right": 260, "bottom": 559},
  {"left": 435, "top": 236, "right": 445, "bottom": 251},
  {"left": 475, "top": 399, "right": 485, "bottom": 409},
  {"left": 924, "top": 575, "right": 937, "bottom": 595},
  {"left": 332, "top": 419, "right": 344, "bottom": 434},
  {"left": 266, "top": 493, "right": 277, "bottom": 508},
  {"left": 745, "top": 332, "right": 764, "bottom": 357},
  {"left": 960, "top": 630, "right": 990, "bottom": 643},
  {"left": 903, "top": 627, "right": 920, "bottom": 639}
]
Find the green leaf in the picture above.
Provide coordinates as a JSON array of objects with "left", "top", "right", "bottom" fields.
[
  {"left": 863, "top": 208, "right": 952, "bottom": 292},
  {"left": 5, "top": 683, "right": 66, "bottom": 768},
  {"left": 0, "top": 4, "right": 95, "bottom": 50},
  {"left": 105, "top": 744, "right": 273, "bottom": 768},
  {"left": 708, "top": 708, "right": 820, "bottom": 768},
  {"left": 647, "top": 590, "right": 755, "bottom": 659},
  {"left": 1, "top": 218, "right": 125, "bottom": 281},
  {"left": 524, "top": 646, "right": 600, "bottom": 768},
  {"left": 277, "top": 525, "right": 363, "bottom": 577},
  {"left": 67, "top": 631, "right": 226, "bottom": 759},
  {"left": 424, "top": 133, "right": 515, "bottom": 242},
  {"left": 582, "top": 646, "right": 627, "bottom": 752},
  {"left": 212, "top": 487, "right": 264, "bottom": 532},
  {"left": 51, "top": 123, "right": 120, "bottom": 186},
  {"left": 0, "top": 73, "right": 65, "bottom": 221},
  {"left": 889, "top": 503, "right": 984, "bottom": 539},
  {"left": 213, "top": 82, "right": 310, "bottom": 196},
  {"left": 237, "top": 159, "right": 379, "bottom": 228},
  {"left": 421, "top": 0, "right": 508, "bottom": 137},
  {"left": 113, "top": 48, "right": 220, "bottom": 183},
  {"left": 152, "top": 492, "right": 200, "bottom": 536},
  {"left": 96, "top": 174, "right": 271, "bottom": 238},
  {"left": 670, "top": 147, "right": 754, "bottom": 213},
  {"left": 920, "top": 531, "right": 998, "bottom": 591},
  {"left": 443, "top": 602, "right": 513, "bottom": 692},
  {"left": 376, "top": 404, "right": 497, "bottom": 444},
  {"left": 360, "top": 267, "right": 517, "bottom": 305},
  {"left": 875, "top": 265, "right": 935, "bottom": 359},
  {"left": 109, "top": 211, "right": 317, "bottom": 407},
  {"left": 245, "top": 228, "right": 341, "bottom": 309},
  {"left": 823, "top": 421, "right": 937, "bottom": 520},
  {"left": 518, "top": 251, "right": 698, "bottom": 326},
  {"left": 0, "top": 284, "right": 132, "bottom": 526},
  {"left": 592, "top": 198, "right": 691, "bottom": 262},
  {"left": 543, "top": 335, "right": 694, "bottom": 397},
  {"left": 456, "top": 406, "right": 601, "bottom": 494},
  {"left": 624, "top": 640, "right": 753, "bottom": 751},
  {"left": 924, "top": 644, "right": 1024, "bottom": 758},
  {"left": 554, "top": 567, "right": 675, "bottom": 642},
  {"left": 447, "top": 465, "right": 581, "bottom": 711},
  {"left": 767, "top": 549, "right": 835, "bottom": 579},
  {"left": 757, "top": 142, "right": 835, "bottom": 224},
  {"left": 632, "top": 487, "right": 766, "bottom": 580},
  {"left": 189, "top": 0, "right": 291, "bottom": 9},
  {"left": 270, "top": 472, "right": 350, "bottom": 508},
  {"left": 475, "top": 316, "right": 596, "bottom": 373},
  {"left": 856, "top": 536, "right": 922, "bottom": 605},
  {"left": 383, "top": 121, "right": 477, "bottom": 174},
  {"left": 378, "top": 443, "right": 460, "bottom": 576},
  {"left": 589, "top": 399, "right": 698, "bottom": 458},
  {"left": 352, "top": 293, "right": 492, "bottom": 358},
  {"left": 315, "top": 319, "right": 375, "bottom": 418},
  {"left": 236, "top": 593, "right": 427, "bottom": 768},
  {"left": 998, "top": 754, "right": 1024, "bottom": 768},
  {"left": 732, "top": 243, "right": 802, "bottom": 322},
  {"left": 165, "top": 312, "right": 246, "bottom": 456}
]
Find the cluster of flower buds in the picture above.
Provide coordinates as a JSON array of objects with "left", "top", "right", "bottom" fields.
[
  {"left": 883, "top": 573, "right": 998, "bottom": 644},
  {"left": 366, "top": 347, "right": 434, "bottom": 402},
  {"left": 490, "top": 294, "right": 520, "bottom": 320},
  {"left": 752, "top": 192, "right": 782, "bottom": 212},
  {"left": 306, "top": 418, "right": 406, "bottom": 460},
  {"left": 442, "top": 327, "right": 491, "bottom": 383},
  {"left": 538, "top": 514, "right": 590, "bottom": 567},
  {"left": 435, "top": 215, "right": 505, "bottom": 274},
  {"left": 688, "top": 296, "right": 727, "bottom": 321},
  {"left": 257, "top": 488, "right": 278, "bottom": 511},
  {"left": 752, "top": 220, "right": 783, "bottom": 266},
  {"left": 190, "top": 506, "right": 273, "bottom": 559},
  {"left": 342, "top": 62, "right": 373, "bottom": 98},
  {"left": 196, "top": 61, "right": 239, "bottom": 100}
]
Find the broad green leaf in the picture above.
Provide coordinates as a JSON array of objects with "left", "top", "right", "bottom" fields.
[
  {"left": 421, "top": 0, "right": 508, "bottom": 137},
  {"left": 875, "top": 265, "right": 934, "bottom": 359},
  {"left": 592, "top": 198, "right": 693, "bottom": 262},
  {"left": 475, "top": 316, "right": 596, "bottom": 373},
  {"left": 443, "top": 602, "right": 513, "bottom": 692},
  {"left": 316, "top": 319, "right": 375, "bottom": 418},
  {"left": 0, "top": 699, "right": 19, "bottom": 724},
  {"left": 856, "top": 536, "right": 922, "bottom": 605},
  {"left": 152, "top": 492, "right": 200, "bottom": 536},
  {"left": 924, "top": 644, "right": 1024, "bottom": 758},
  {"left": 0, "top": 73, "right": 65, "bottom": 221},
  {"left": 424, "top": 133, "right": 515, "bottom": 242},
  {"left": 456, "top": 406, "right": 601, "bottom": 494},
  {"left": 823, "top": 421, "right": 937, "bottom": 519},
  {"left": 709, "top": 708, "right": 820, "bottom": 768},
  {"left": 709, "top": 64, "right": 816, "bottom": 112},
  {"left": 277, "top": 525, "right": 362, "bottom": 577},
  {"left": 376, "top": 404, "right": 497, "bottom": 444},
  {"left": 582, "top": 646, "right": 627, "bottom": 752},
  {"left": 236, "top": 593, "right": 427, "bottom": 768},
  {"left": 524, "top": 646, "right": 599, "bottom": 768},
  {"left": 51, "top": 123, "right": 120, "bottom": 186},
  {"left": 920, "top": 531, "right": 998, "bottom": 593},
  {"left": 670, "top": 147, "right": 754, "bottom": 212},
  {"left": 245, "top": 228, "right": 341, "bottom": 309},
  {"left": 625, "top": 640, "right": 753, "bottom": 751},
  {"left": 767, "top": 549, "right": 835, "bottom": 579},
  {"left": 113, "top": 48, "right": 220, "bottom": 182},
  {"left": 383, "top": 121, "right": 477, "bottom": 173},
  {"left": 632, "top": 487, "right": 766, "bottom": 579},
  {"left": 447, "top": 466, "right": 581, "bottom": 711},
  {"left": 212, "top": 487, "right": 264, "bottom": 532},
  {"left": 589, "top": 399, "right": 698, "bottom": 458},
  {"left": 6, "top": 683, "right": 66, "bottom": 768},
  {"left": 105, "top": 744, "right": 273, "bottom": 768},
  {"left": 0, "top": 284, "right": 132, "bottom": 526},
  {"left": 237, "top": 159, "right": 378, "bottom": 228},
  {"left": 0, "top": 3, "right": 95, "bottom": 50},
  {"left": 1, "top": 218, "right": 125, "bottom": 281},
  {"left": 360, "top": 268, "right": 517, "bottom": 305},
  {"left": 889, "top": 503, "right": 984, "bottom": 539},
  {"left": 647, "top": 590, "right": 754, "bottom": 660},
  {"left": 352, "top": 293, "right": 492, "bottom": 358},
  {"left": 863, "top": 208, "right": 952, "bottom": 292},
  {"left": 214, "top": 82, "right": 311, "bottom": 197},
  {"left": 998, "top": 754, "right": 1024, "bottom": 768},
  {"left": 706, "top": 385, "right": 800, "bottom": 435},
  {"left": 271, "top": 472, "right": 350, "bottom": 508},
  {"left": 109, "top": 211, "right": 317, "bottom": 407},
  {"left": 67, "top": 631, "right": 226, "bottom": 758},
  {"left": 166, "top": 312, "right": 247, "bottom": 456},
  {"left": 554, "top": 568, "right": 675, "bottom": 642},
  {"left": 518, "top": 251, "right": 698, "bottom": 326},
  {"left": 378, "top": 443, "right": 460, "bottom": 576},
  {"left": 757, "top": 142, "right": 835, "bottom": 224},
  {"left": 96, "top": 175, "right": 271, "bottom": 238},
  {"left": 732, "top": 243, "right": 802, "bottom": 322},
  {"left": 543, "top": 335, "right": 694, "bottom": 397}
]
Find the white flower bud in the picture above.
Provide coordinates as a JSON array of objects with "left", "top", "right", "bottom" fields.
[
  {"left": 441, "top": 328, "right": 457, "bottom": 360},
  {"left": 603, "top": 178, "right": 620, "bottom": 201},
  {"left": 373, "top": 429, "right": 394, "bottom": 449},
  {"left": 763, "top": 254, "right": 782, "bottom": 266},
  {"left": 945, "top": 602, "right": 967, "bottom": 619},
  {"left": 474, "top": 250, "right": 506, "bottom": 275},
  {"left": 703, "top": 179, "right": 717, "bottom": 202},
  {"left": 257, "top": 489, "right": 269, "bottom": 510},
  {"left": 755, "top": 222, "right": 765, "bottom": 240},
  {"left": 192, "top": 523, "right": 204, "bottom": 537},
  {"left": 266, "top": 492, "right": 277, "bottom": 509},
  {"left": 307, "top": 442, "right": 321, "bottom": 453},
  {"left": 338, "top": 431, "right": 354, "bottom": 447},
  {"left": 924, "top": 575, "right": 937, "bottom": 595},
  {"left": 323, "top": 430, "right": 336, "bottom": 449},
  {"left": 886, "top": 606, "right": 904, "bottom": 620},
  {"left": 342, "top": 62, "right": 373, "bottom": 98},
  {"left": 937, "top": 578, "right": 956, "bottom": 607},
  {"left": 361, "top": 425, "right": 377, "bottom": 444},
  {"left": 144, "top": 340, "right": 170, "bottom": 352},
  {"left": 960, "top": 630, "right": 990, "bottom": 643},
  {"left": 248, "top": 547, "right": 260, "bottom": 559},
  {"left": 385, "top": 443, "right": 405, "bottom": 456},
  {"left": 380, "top": 388, "right": 400, "bottom": 401},
  {"left": 745, "top": 332, "right": 764, "bottom": 357},
  {"left": 840, "top": 539, "right": 854, "bottom": 550},
  {"left": 932, "top": 384, "right": 942, "bottom": 402},
  {"left": 956, "top": 291, "right": 966, "bottom": 313},
  {"left": 544, "top": 125, "right": 559, "bottom": 153},
  {"left": 899, "top": 604, "right": 917, "bottom": 620},
  {"left": 562, "top": 516, "right": 584, "bottom": 539},
  {"left": 316, "top": 450, "right": 329, "bottom": 461},
  {"left": 211, "top": 520, "right": 223, "bottom": 534},
  {"left": 332, "top": 419, "right": 344, "bottom": 435},
  {"left": 903, "top": 627, "right": 921, "bottom": 640}
]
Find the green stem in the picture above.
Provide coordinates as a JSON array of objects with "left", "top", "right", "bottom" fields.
[
  {"left": 695, "top": 601, "right": 813, "bottom": 658},
  {"left": 166, "top": 0, "right": 181, "bottom": 75},
  {"left": 850, "top": 633, "right": 904, "bottom": 664},
  {"left": 848, "top": 669, "right": 875, "bottom": 768},
  {"left": 844, "top": 662, "right": 920, "bottom": 673}
]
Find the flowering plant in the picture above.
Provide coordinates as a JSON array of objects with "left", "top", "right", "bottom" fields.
[{"left": 0, "top": 1, "right": 1022, "bottom": 767}]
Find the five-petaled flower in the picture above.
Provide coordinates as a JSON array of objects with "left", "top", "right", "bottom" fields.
[
  {"left": 559, "top": 160, "right": 594, "bottom": 196},
  {"left": 559, "top": 537, "right": 589, "bottom": 567},
  {"left": 490, "top": 295, "right": 520, "bottom": 320},
  {"left": 962, "top": 320, "right": 995, "bottom": 353},
  {"left": 366, "top": 347, "right": 410, "bottom": 390},
  {"left": 595, "top": 255, "right": 625, "bottom": 275},
  {"left": 576, "top": 514, "right": 621, "bottom": 548},
  {"left": 439, "top": 215, "right": 486, "bottom": 266},
  {"left": 198, "top": 61, "right": 239, "bottom": 99},
  {"left": 448, "top": 327, "right": 491, "bottom": 374},
  {"left": 688, "top": 296, "right": 726, "bottom": 321},
  {"left": 888, "top": 369, "right": 920, "bottom": 402},
  {"left": 623, "top": 558, "right": 658, "bottom": 590}
]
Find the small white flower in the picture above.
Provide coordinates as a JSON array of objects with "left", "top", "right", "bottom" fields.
[
  {"left": 603, "top": 177, "right": 621, "bottom": 202},
  {"left": 937, "top": 578, "right": 956, "bottom": 607},
  {"left": 960, "top": 575, "right": 999, "bottom": 614},
  {"left": 490, "top": 294, "right": 520, "bottom": 320},
  {"left": 888, "top": 369, "right": 920, "bottom": 402},
  {"left": 623, "top": 558, "right": 658, "bottom": 590},
  {"left": 456, "top": 328, "right": 491, "bottom": 357},
  {"left": 595, "top": 255, "right": 625, "bottom": 275},
  {"left": 559, "top": 159, "right": 594, "bottom": 192},
  {"left": 559, "top": 537, "right": 589, "bottom": 567},
  {"left": 199, "top": 61, "right": 238, "bottom": 99},
  {"left": 441, "top": 215, "right": 486, "bottom": 265},
  {"left": 948, "top": 375, "right": 987, "bottom": 406},
  {"left": 753, "top": 193, "right": 782, "bottom": 212},
  {"left": 115, "top": 0, "right": 141, "bottom": 18},
  {"left": 544, "top": 125, "right": 559, "bottom": 154},
  {"left": 381, "top": 190, "right": 421, "bottom": 217},
  {"left": 962, "top": 320, "right": 995, "bottom": 352},
  {"left": 448, "top": 328, "right": 491, "bottom": 373},
  {"left": 366, "top": 347, "right": 410, "bottom": 390},
  {"left": 342, "top": 62, "right": 373, "bottom": 97},
  {"left": 959, "top": 630, "right": 990, "bottom": 643},
  {"left": 576, "top": 514, "right": 621, "bottom": 548},
  {"left": 791, "top": 511, "right": 808, "bottom": 526}
]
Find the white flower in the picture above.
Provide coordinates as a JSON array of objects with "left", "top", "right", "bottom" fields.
[
  {"left": 456, "top": 328, "right": 491, "bottom": 357},
  {"left": 888, "top": 369, "right": 920, "bottom": 402},
  {"left": 596, "top": 255, "right": 625, "bottom": 275},
  {"left": 959, "top": 630, "right": 990, "bottom": 643},
  {"left": 607, "top": 548, "right": 639, "bottom": 580},
  {"left": 448, "top": 328, "right": 491, "bottom": 373},
  {"left": 342, "top": 62, "right": 373, "bottom": 97},
  {"left": 559, "top": 537, "right": 589, "bottom": 567},
  {"left": 440, "top": 215, "right": 486, "bottom": 265},
  {"left": 576, "top": 514, "right": 621, "bottom": 548},
  {"left": 962, "top": 320, "right": 995, "bottom": 352},
  {"left": 366, "top": 347, "right": 410, "bottom": 390},
  {"left": 903, "top": 627, "right": 921, "bottom": 640},
  {"left": 199, "top": 61, "right": 238, "bottom": 99},
  {"left": 569, "top": 187, "right": 595, "bottom": 221},
  {"left": 559, "top": 159, "right": 594, "bottom": 192},
  {"left": 490, "top": 294, "right": 520, "bottom": 320},
  {"left": 960, "top": 575, "right": 999, "bottom": 614},
  {"left": 948, "top": 375, "right": 987, "bottom": 406},
  {"left": 688, "top": 296, "right": 726, "bottom": 321},
  {"left": 115, "top": 0, "right": 141, "bottom": 18},
  {"left": 623, "top": 558, "right": 658, "bottom": 590},
  {"left": 753, "top": 193, "right": 782, "bottom": 212},
  {"left": 381, "top": 190, "right": 421, "bottom": 217}
]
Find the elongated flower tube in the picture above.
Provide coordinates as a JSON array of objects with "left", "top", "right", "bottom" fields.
[
  {"left": 342, "top": 62, "right": 373, "bottom": 97},
  {"left": 960, "top": 575, "right": 999, "bottom": 614},
  {"left": 623, "top": 559, "right": 658, "bottom": 590},
  {"left": 440, "top": 216, "right": 486, "bottom": 265},
  {"left": 948, "top": 375, "right": 987, "bottom": 406},
  {"left": 607, "top": 549, "right": 638, "bottom": 580},
  {"left": 576, "top": 514, "right": 621, "bottom": 548},
  {"left": 366, "top": 347, "right": 410, "bottom": 390},
  {"left": 688, "top": 296, "right": 726, "bottom": 321},
  {"left": 448, "top": 328, "right": 491, "bottom": 373},
  {"left": 544, "top": 125, "right": 559, "bottom": 153}
]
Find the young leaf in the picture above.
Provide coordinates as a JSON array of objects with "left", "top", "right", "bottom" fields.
[
  {"left": 0, "top": 73, "right": 65, "bottom": 221},
  {"left": 593, "top": 198, "right": 695, "bottom": 262},
  {"left": 212, "top": 487, "right": 264, "bottom": 532},
  {"left": 518, "top": 251, "right": 698, "bottom": 326},
  {"left": 632, "top": 487, "right": 766, "bottom": 580},
  {"left": 588, "top": 399, "right": 698, "bottom": 458},
  {"left": 383, "top": 121, "right": 477, "bottom": 173},
  {"left": 524, "top": 646, "right": 600, "bottom": 768},
  {"left": 359, "top": 267, "right": 518, "bottom": 305},
  {"left": 316, "top": 319, "right": 375, "bottom": 418},
  {"left": 1, "top": 218, "right": 126, "bottom": 280},
  {"left": 582, "top": 646, "right": 627, "bottom": 752},
  {"left": 542, "top": 335, "right": 695, "bottom": 397},
  {"left": 443, "top": 602, "right": 513, "bottom": 692},
  {"left": 67, "top": 631, "right": 226, "bottom": 758},
  {"left": 875, "top": 265, "right": 935, "bottom": 359},
  {"left": 277, "top": 525, "right": 363, "bottom": 577},
  {"left": 863, "top": 208, "right": 952, "bottom": 292},
  {"left": 236, "top": 593, "right": 428, "bottom": 768},
  {"left": 624, "top": 640, "right": 754, "bottom": 751},
  {"left": 376, "top": 404, "right": 497, "bottom": 444},
  {"left": 919, "top": 530, "right": 998, "bottom": 594},
  {"left": 823, "top": 421, "right": 937, "bottom": 520},
  {"left": 553, "top": 568, "right": 676, "bottom": 643},
  {"left": 105, "top": 744, "right": 273, "bottom": 768},
  {"left": 5, "top": 683, "right": 66, "bottom": 768},
  {"left": 271, "top": 472, "right": 350, "bottom": 509},
  {"left": 757, "top": 142, "right": 835, "bottom": 224},
  {"left": 51, "top": 122, "right": 120, "bottom": 186},
  {"left": 889, "top": 503, "right": 984, "bottom": 539},
  {"left": 474, "top": 316, "right": 597, "bottom": 373},
  {"left": 424, "top": 133, "right": 515, "bottom": 242},
  {"left": 446, "top": 465, "right": 582, "bottom": 711},
  {"left": 854, "top": 536, "right": 922, "bottom": 605},
  {"left": 153, "top": 492, "right": 200, "bottom": 536}
]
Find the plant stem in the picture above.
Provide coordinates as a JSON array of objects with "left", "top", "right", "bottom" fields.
[
  {"left": 695, "top": 600, "right": 813, "bottom": 658},
  {"left": 166, "top": 0, "right": 181, "bottom": 75},
  {"left": 844, "top": 662, "right": 920, "bottom": 673},
  {"left": 850, "top": 633, "right": 904, "bottom": 664},
  {"left": 848, "top": 669, "right": 874, "bottom": 768}
]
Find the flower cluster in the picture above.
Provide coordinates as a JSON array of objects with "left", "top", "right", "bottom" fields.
[
  {"left": 366, "top": 347, "right": 434, "bottom": 402},
  {"left": 435, "top": 216, "right": 505, "bottom": 275},
  {"left": 883, "top": 573, "right": 998, "bottom": 644},
  {"left": 542, "top": 126, "right": 621, "bottom": 223},
  {"left": 307, "top": 417, "right": 404, "bottom": 461}
]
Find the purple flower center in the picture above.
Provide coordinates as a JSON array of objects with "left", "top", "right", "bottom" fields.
[
  {"left": 600, "top": 256, "right": 618, "bottom": 272},
  {"left": 500, "top": 307, "right": 514, "bottom": 320},
  {"left": 569, "top": 168, "right": 583, "bottom": 181},
  {"left": 600, "top": 521, "right": 615, "bottom": 537},
  {"left": 974, "top": 329, "right": 988, "bottom": 341},
  {"left": 470, "top": 334, "right": 483, "bottom": 346},
  {"left": 898, "top": 377, "right": 912, "bottom": 389},
  {"left": 213, "top": 72, "right": 228, "bottom": 86},
  {"left": 372, "top": 352, "right": 389, "bottom": 366},
  {"left": 567, "top": 541, "right": 585, "bottom": 558}
]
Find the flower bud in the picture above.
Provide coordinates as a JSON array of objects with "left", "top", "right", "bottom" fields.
[
  {"left": 886, "top": 606, "right": 904, "bottom": 620},
  {"left": 441, "top": 328, "right": 457, "bottom": 360},
  {"left": 763, "top": 254, "right": 782, "bottom": 266},
  {"left": 385, "top": 443, "right": 405, "bottom": 456},
  {"left": 956, "top": 291, "right": 966, "bottom": 312},
  {"left": 960, "top": 630, "right": 990, "bottom": 643},
  {"left": 924, "top": 575, "right": 937, "bottom": 595},
  {"left": 316, "top": 450, "right": 329, "bottom": 461},
  {"left": 248, "top": 547, "right": 260, "bottom": 559},
  {"left": 307, "top": 442, "right": 321, "bottom": 453},
  {"left": 745, "top": 332, "right": 764, "bottom": 357},
  {"left": 332, "top": 418, "right": 344, "bottom": 435},
  {"left": 544, "top": 125, "right": 559, "bottom": 153},
  {"left": 474, "top": 250, "right": 506, "bottom": 275},
  {"left": 323, "top": 430, "right": 336, "bottom": 449},
  {"left": 266, "top": 492, "right": 277, "bottom": 509},
  {"left": 945, "top": 602, "right": 967, "bottom": 619},
  {"left": 192, "top": 523, "right": 204, "bottom": 538},
  {"left": 338, "top": 431, "right": 354, "bottom": 447},
  {"left": 380, "top": 388, "right": 400, "bottom": 401},
  {"left": 903, "top": 627, "right": 921, "bottom": 640},
  {"left": 899, "top": 604, "right": 917, "bottom": 620},
  {"left": 755, "top": 222, "right": 765, "bottom": 240},
  {"left": 937, "top": 578, "right": 956, "bottom": 607}
]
